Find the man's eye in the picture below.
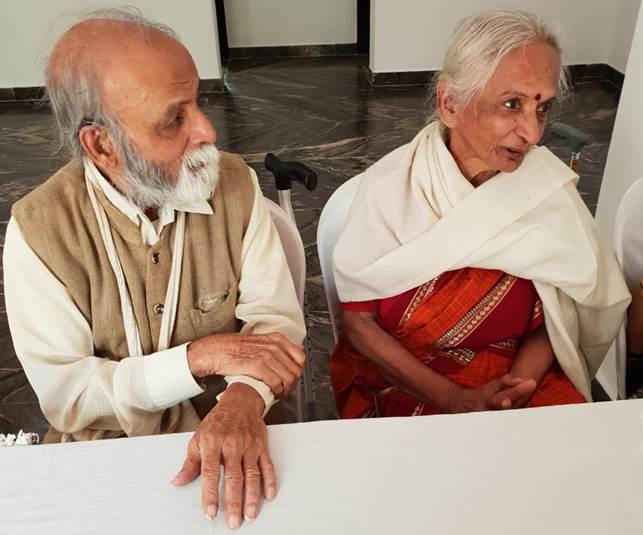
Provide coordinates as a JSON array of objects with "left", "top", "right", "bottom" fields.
[
  {"left": 503, "top": 98, "right": 520, "bottom": 110},
  {"left": 166, "top": 114, "right": 184, "bottom": 128}
]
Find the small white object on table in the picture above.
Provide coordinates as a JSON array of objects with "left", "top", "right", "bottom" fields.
[{"left": 1, "top": 399, "right": 642, "bottom": 534}]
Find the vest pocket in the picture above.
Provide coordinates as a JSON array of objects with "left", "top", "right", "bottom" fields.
[{"left": 189, "top": 289, "right": 237, "bottom": 338}]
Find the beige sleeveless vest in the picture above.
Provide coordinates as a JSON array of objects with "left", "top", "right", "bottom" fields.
[{"left": 12, "top": 152, "right": 255, "bottom": 441}]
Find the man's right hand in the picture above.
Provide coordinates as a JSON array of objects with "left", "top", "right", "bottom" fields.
[
  {"left": 187, "top": 333, "right": 304, "bottom": 398},
  {"left": 446, "top": 374, "right": 537, "bottom": 413}
]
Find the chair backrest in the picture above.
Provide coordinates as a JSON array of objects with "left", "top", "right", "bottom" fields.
[
  {"left": 610, "top": 177, "right": 643, "bottom": 399},
  {"left": 316, "top": 174, "right": 363, "bottom": 341},
  {"left": 265, "top": 198, "right": 305, "bottom": 309},
  {"left": 265, "top": 198, "right": 305, "bottom": 422}
]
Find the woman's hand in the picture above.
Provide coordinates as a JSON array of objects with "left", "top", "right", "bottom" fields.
[
  {"left": 342, "top": 311, "right": 461, "bottom": 407},
  {"left": 508, "top": 324, "right": 556, "bottom": 407},
  {"left": 446, "top": 374, "right": 537, "bottom": 413},
  {"left": 342, "top": 311, "right": 540, "bottom": 414}
]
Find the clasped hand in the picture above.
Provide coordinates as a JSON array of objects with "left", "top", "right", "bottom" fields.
[{"left": 447, "top": 374, "right": 537, "bottom": 413}]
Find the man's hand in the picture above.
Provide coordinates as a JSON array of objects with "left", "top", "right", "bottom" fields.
[
  {"left": 446, "top": 374, "right": 537, "bottom": 413},
  {"left": 172, "top": 383, "right": 276, "bottom": 529},
  {"left": 187, "top": 332, "right": 304, "bottom": 398}
]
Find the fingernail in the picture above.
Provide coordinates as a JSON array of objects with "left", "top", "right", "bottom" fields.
[
  {"left": 227, "top": 514, "right": 241, "bottom": 529},
  {"left": 206, "top": 504, "right": 218, "bottom": 520},
  {"left": 245, "top": 506, "right": 257, "bottom": 521},
  {"left": 266, "top": 487, "right": 276, "bottom": 501},
  {"left": 171, "top": 475, "right": 180, "bottom": 485}
]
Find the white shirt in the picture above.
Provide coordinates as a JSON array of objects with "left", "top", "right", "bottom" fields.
[{"left": 3, "top": 159, "right": 305, "bottom": 435}]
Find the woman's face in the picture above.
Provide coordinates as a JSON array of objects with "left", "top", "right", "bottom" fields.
[{"left": 438, "top": 41, "right": 561, "bottom": 184}]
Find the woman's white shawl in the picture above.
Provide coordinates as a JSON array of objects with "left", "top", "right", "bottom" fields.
[{"left": 333, "top": 122, "right": 630, "bottom": 400}]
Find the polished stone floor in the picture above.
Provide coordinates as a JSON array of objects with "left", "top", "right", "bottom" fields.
[{"left": 0, "top": 56, "right": 624, "bottom": 436}]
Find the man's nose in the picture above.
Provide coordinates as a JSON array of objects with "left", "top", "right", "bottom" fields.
[{"left": 189, "top": 108, "right": 217, "bottom": 147}]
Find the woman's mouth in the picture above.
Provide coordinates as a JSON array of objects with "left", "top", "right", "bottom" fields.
[{"left": 500, "top": 146, "right": 526, "bottom": 161}]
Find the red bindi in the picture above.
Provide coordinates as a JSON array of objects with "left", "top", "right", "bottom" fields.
[{"left": 535, "top": 93, "right": 542, "bottom": 101}]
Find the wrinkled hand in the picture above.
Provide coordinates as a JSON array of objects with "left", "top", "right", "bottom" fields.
[
  {"left": 172, "top": 383, "right": 276, "bottom": 530},
  {"left": 446, "top": 374, "right": 537, "bottom": 413},
  {"left": 188, "top": 332, "right": 304, "bottom": 398}
]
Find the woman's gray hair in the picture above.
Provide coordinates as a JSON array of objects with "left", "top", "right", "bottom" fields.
[
  {"left": 46, "top": 7, "right": 180, "bottom": 158},
  {"left": 429, "top": 10, "right": 570, "bottom": 120}
]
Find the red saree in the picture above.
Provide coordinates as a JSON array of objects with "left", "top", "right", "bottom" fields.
[{"left": 330, "top": 268, "right": 585, "bottom": 418}]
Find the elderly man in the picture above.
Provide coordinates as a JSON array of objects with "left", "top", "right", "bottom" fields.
[{"left": 3, "top": 8, "right": 305, "bottom": 530}]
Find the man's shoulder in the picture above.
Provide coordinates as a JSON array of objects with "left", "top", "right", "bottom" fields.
[
  {"left": 215, "top": 151, "right": 256, "bottom": 200},
  {"left": 219, "top": 151, "right": 247, "bottom": 172},
  {"left": 13, "top": 159, "right": 85, "bottom": 217},
  {"left": 209, "top": 151, "right": 256, "bottom": 228}
]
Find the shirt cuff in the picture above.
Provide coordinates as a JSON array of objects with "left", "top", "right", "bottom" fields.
[
  {"left": 216, "top": 375, "right": 276, "bottom": 418},
  {"left": 144, "top": 343, "right": 205, "bottom": 409}
]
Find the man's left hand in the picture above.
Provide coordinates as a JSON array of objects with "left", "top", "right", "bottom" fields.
[{"left": 172, "top": 383, "right": 276, "bottom": 529}]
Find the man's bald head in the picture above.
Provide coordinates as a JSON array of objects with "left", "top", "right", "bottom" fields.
[
  {"left": 46, "top": 8, "right": 218, "bottom": 212},
  {"left": 46, "top": 8, "right": 183, "bottom": 158}
]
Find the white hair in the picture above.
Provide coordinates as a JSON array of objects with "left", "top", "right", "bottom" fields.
[
  {"left": 107, "top": 141, "right": 221, "bottom": 211},
  {"left": 429, "top": 10, "right": 569, "bottom": 120},
  {"left": 46, "top": 7, "right": 181, "bottom": 159}
]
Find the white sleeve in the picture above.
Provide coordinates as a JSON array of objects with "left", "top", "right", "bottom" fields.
[
  {"left": 235, "top": 168, "right": 306, "bottom": 342},
  {"left": 3, "top": 217, "right": 204, "bottom": 437},
  {"left": 221, "top": 168, "right": 306, "bottom": 411}
]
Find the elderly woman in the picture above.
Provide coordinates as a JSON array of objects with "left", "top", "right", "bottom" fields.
[{"left": 330, "top": 10, "right": 630, "bottom": 418}]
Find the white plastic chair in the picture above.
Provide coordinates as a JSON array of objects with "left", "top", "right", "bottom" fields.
[
  {"left": 611, "top": 177, "right": 643, "bottom": 399},
  {"left": 264, "top": 198, "right": 306, "bottom": 423},
  {"left": 316, "top": 174, "right": 363, "bottom": 342},
  {"left": 266, "top": 199, "right": 306, "bottom": 309},
  {"left": 262, "top": 152, "right": 319, "bottom": 420}
]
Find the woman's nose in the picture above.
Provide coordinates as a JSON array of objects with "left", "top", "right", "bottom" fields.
[{"left": 517, "top": 111, "right": 544, "bottom": 146}]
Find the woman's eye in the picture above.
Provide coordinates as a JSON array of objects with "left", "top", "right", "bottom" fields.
[
  {"left": 503, "top": 98, "right": 520, "bottom": 110},
  {"left": 537, "top": 101, "right": 553, "bottom": 116}
]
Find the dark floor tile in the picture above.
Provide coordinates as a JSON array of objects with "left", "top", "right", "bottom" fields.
[
  {"left": 335, "top": 43, "right": 358, "bottom": 56},
  {"left": 12, "top": 86, "right": 45, "bottom": 101},
  {"left": 0, "top": 401, "right": 48, "bottom": 436},
  {"left": 0, "top": 371, "right": 38, "bottom": 404},
  {"left": 0, "top": 88, "right": 15, "bottom": 101}
]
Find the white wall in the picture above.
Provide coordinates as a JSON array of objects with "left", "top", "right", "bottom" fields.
[
  {"left": 596, "top": 8, "right": 643, "bottom": 254},
  {"left": 0, "top": 0, "right": 222, "bottom": 88},
  {"left": 370, "top": 0, "right": 640, "bottom": 74},
  {"left": 609, "top": 0, "right": 641, "bottom": 72},
  {"left": 224, "top": 0, "right": 356, "bottom": 48},
  {"left": 589, "top": 4, "right": 643, "bottom": 399}
]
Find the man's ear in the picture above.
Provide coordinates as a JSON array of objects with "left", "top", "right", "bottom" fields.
[
  {"left": 436, "top": 81, "right": 458, "bottom": 128},
  {"left": 78, "top": 126, "right": 118, "bottom": 171}
]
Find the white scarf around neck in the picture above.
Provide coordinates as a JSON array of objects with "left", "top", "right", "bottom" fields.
[{"left": 333, "top": 122, "right": 630, "bottom": 399}]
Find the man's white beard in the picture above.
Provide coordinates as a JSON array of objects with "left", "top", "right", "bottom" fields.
[{"left": 119, "top": 144, "right": 220, "bottom": 211}]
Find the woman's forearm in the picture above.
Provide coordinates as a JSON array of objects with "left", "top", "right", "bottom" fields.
[
  {"left": 341, "top": 311, "right": 460, "bottom": 410},
  {"left": 510, "top": 324, "right": 555, "bottom": 385}
]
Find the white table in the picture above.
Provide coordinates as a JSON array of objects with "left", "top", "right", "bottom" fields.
[{"left": 1, "top": 399, "right": 642, "bottom": 534}]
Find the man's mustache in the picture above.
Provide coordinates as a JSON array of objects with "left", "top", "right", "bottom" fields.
[{"left": 183, "top": 144, "right": 219, "bottom": 176}]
